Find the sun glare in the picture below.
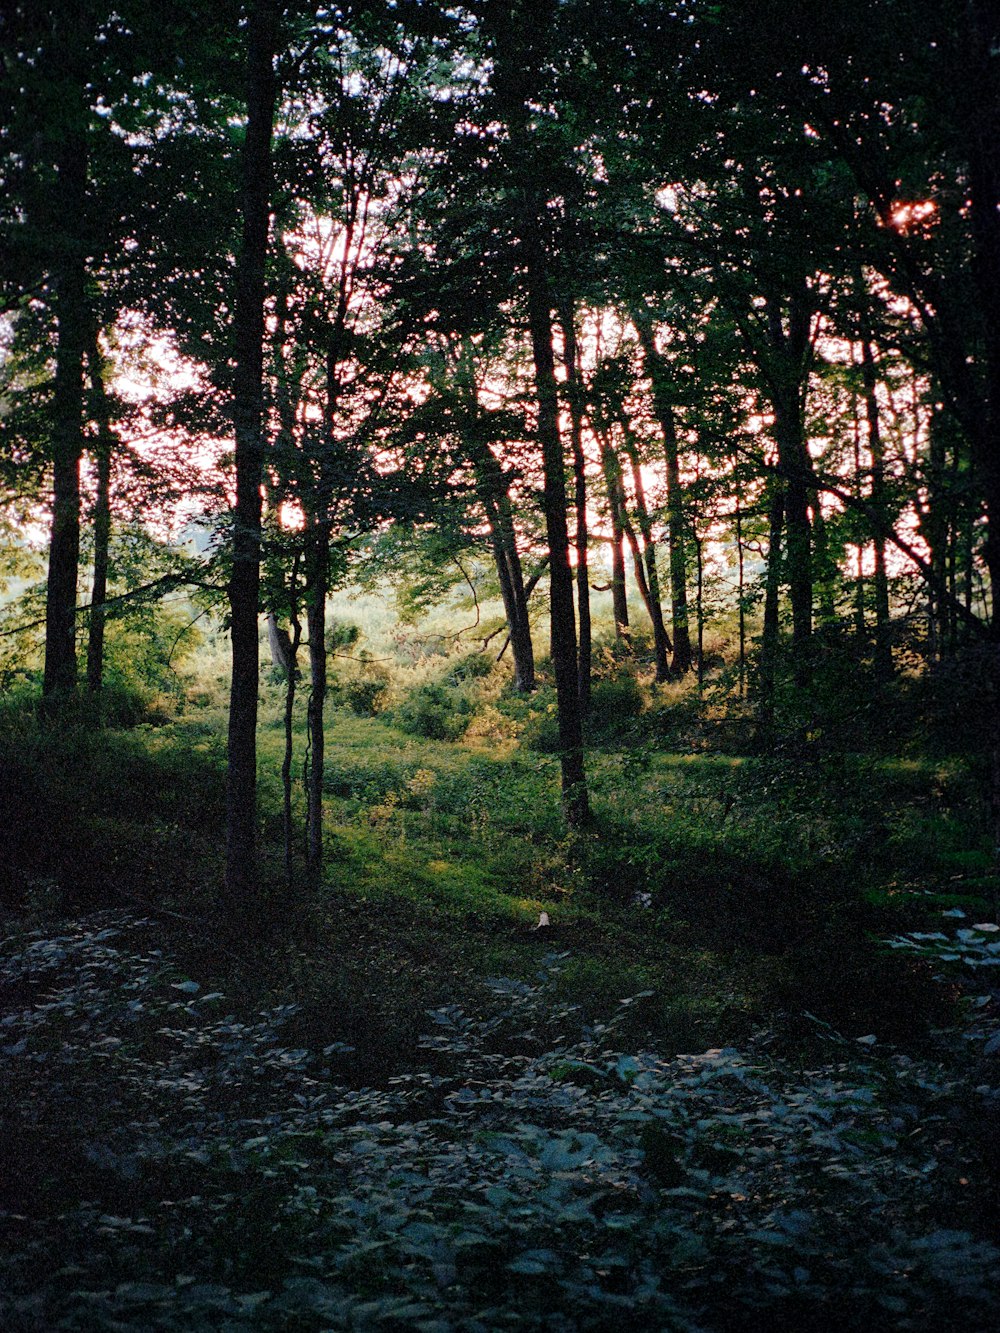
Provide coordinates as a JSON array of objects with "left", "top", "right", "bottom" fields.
[
  {"left": 886, "top": 199, "right": 937, "bottom": 233},
  {"left": 278, "top": 499, "right": 306, "bottom": 531}
]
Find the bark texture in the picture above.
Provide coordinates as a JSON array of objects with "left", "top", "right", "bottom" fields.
[
  {"left": 224, "top": 0, "right": 278, "bottom": 914},
  {"left": 85, "top": 336, "right": 113, "bottom": 694},
  {"left": 43, "top": 128, "right": 88, "bottom": 698}
]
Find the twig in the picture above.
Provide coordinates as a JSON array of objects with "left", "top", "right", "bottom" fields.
[{"left": 0, "top": 574, "right": 225, "bottom": 639}]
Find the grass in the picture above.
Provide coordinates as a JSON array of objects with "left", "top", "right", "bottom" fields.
[
  {"left": 3, "top": 632, "right": 993, "bottom": 1072},
  {"left": 2, "top": 624, "right": 998, "bottom": 1329}
]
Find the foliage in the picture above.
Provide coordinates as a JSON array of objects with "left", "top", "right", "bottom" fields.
[
  {"left": 1, "top": 915, "right": 997, "bottom": 1331},
  {"left": 0, "top": 699, "right": 226, "bottom": 912},
  {"left": 330, "top": 660, "right": 393, "bottom": 718},
  {"left": 390, "top": 652, "right": 501, "bottom": 741},
  {"left": 394, "top": 679, "right": 475, "bottom": 740}
]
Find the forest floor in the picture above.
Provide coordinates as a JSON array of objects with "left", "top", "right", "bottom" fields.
[{"left": 1, "top": 664, "right": 999, "bottom": 1329}]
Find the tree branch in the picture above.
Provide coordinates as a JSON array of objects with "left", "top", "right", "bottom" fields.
[{"left": 0, "top": 574, "right": 225, "bottom": 639}]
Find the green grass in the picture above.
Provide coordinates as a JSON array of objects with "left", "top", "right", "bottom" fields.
[
  {"left": 2, "top": 601, "right": 998, "bottom": 1330},
  {"left": 2, "top": 628, "right": 995, "bottom": 1074}
]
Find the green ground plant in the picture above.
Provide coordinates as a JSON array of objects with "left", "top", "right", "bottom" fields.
[
  {"left": 1, "top": 605, "right": 998, "bottom": 1329},
  {"left": 1, "top": 916, "right": 997, "bottom": 1331}
]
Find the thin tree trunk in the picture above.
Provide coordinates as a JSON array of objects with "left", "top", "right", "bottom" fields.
[
  {"left": 763, "top": 292, "right": 812, "bottom": 687},
  {"left": 694, "top": 524, "right": 705, "bottom": 689},
  {"left": 559, "top": 302, "right": 592, "bottom": 712},
  {"left": 498, "top": 506, "right": 536, "bottom": 692},
  {"left": 465, "top": 418, "right": 535, "bottom": 692},
  {"left": 774, "top": 394, "right": 812, "bottom": 685},
  {"left": 495, "top": 558, "right": 548, "bottom": 664},
  {"left": 224, "top": 0, "right": 278, "bottom": 916},
  {"left": 282, "top": 602, "right": 301, "bottom": 890},
  {"left": 735, "top": 487, "right": 746, "bottom": 694},
  {"left": 305, "top": 526, "right": 328, "bottom": 880},
  {"left": 598, "top": 430, "right": 631, "bottom": 642},
  {"left": 265, "top": 564, "right": 301, "bottom": 889},
  {"left": 619, "top": 503, "right": 672, "bottom": 672},
  {"left": 926, "top": 416, "right": 949, "bottom": 659},
  {"left": 633, "top": 313, "right": 692, "bottom": 673},
  {"left": 622, "top": 432, "right": 672, "bottom": 680},
  {"left": 525, "top": 249, "right": 588, "bottom": 826},
  {"left": 487, "top": 499, "right": 535, "bottom": 692},
  {"left": 851, "top": 370, "right": 867, "bottom": 640},
  {"left": 758, "top": 482, "right": 785, "bottom": 737},
  {"left": 861, "top": 336, "right": 893, "bottom": 681},
  {"left": 811, "top": 496, "right": 837, "bottom": 625},
  {"left": 85, "top": 335, "right": 113, "bottom": 695},
  {"left": 43, "top": 130, "right": 88, "bottom": 699}
]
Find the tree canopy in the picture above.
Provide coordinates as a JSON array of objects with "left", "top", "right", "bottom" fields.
[{"left": 1, "top": 0, "right": 997, "bottom": 893}]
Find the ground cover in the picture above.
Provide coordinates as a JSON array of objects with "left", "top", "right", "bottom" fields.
[{"left": 1, "top": 648, "right": 999, "bottom": 1328}]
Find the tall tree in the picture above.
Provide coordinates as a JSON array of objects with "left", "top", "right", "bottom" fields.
[
  {"left": 84, "top": 333, "right": 115, "bottom": 693},
  {"left": 485, "top": 0, "right": 589, "bottom": 824},
  {"left": 631, "top": 308, "right": 693, "bottom": 674},
  {"left": 559, "top": 302, "right": 592, "bottom": 710},
  {"left": 224, "top": 0, "right": 279, "bottom": 914}
]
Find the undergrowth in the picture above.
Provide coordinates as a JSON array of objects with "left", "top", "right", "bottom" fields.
[
  {"left": 2, "top": 632, "right": 998, "bottom": 1327},
  {"left": 1, "top": 916, "right": 997, "bottom": 1331}
]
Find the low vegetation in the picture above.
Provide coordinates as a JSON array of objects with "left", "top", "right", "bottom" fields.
[{"left": 2, "top": 609, "right": 998, "bottom": 1329}]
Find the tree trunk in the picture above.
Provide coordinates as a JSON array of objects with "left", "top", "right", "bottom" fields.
[
  {"left": 497, "top": 502, "right": 536, "bottom": 692},
  {"left": 773, "top": 392, "right": 812, "bottom": 686},
  {"left": 622, "top": 432, "right": 672, "bottom": 680},
  {"left": 757, "top": 482, "right": 785, "bottom": 737},
  {"left": 465, "top": 415, "right": 535, "bottom": 692},
  {"left": 276, "top": 590, "right": 301, "bottom": 891},
  {"left": 694, "top": 524, "right": 705, "bottom": 689},
  {"left": 85, "top": 336, "right": 113, "bottom": 695},
  {"left": 861, "top": 335, "right": 893, "bottom": 681},
  {"left": 43, "top": 131, "right": 88, "bottom": 699},
  {"left": 633, "top": 314, "right": 693, "bottom": 674},
  {"left": 924, "top": 415, "right": 949, "bottom": 658},
  {"left": 266, "top": 609, "right": 295, "bottom": 676},
  {"left": 304, "top": 526, "right": 329, "bottom": 880},
  {"left": 525, "top": 250, "right": 589, "bottom": 826},
  {"left": 619, "top": 503, "right": 671, "bottom": 672},
  {"left": 559, "top": 302, "right": 592, "bottom": 712},
  {"left": 735, "top": 487, "right": 746, "bottom": 694},
  {"left": 598, "top": 430, "right": 631, "bottom": 642},
  {"left": 485, "top": 493, "right": 536, "bottom": 692},
  {"left": 224, "top": 0, "right": 278, "bottom": 916},
  {"left": 965, "top": 0, "right": 1000, "bottom": 632},
  {"left": 761, "top": 291, "right": 813, "bottom": 687}
]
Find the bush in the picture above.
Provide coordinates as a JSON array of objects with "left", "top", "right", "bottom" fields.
[
  {"left": 584, "top": 669, "right": 646, "bottom": 742},
  {"left": 330, "top": 661, "right": 392, "bottom": 716},
  {"left": 394, "top": 681, "right": 472, "bottom": 740},
  {"left": 340, "top": 672, "right": 392, "bottom": 717},
  {"left": 444, "top": 650, "right": 494, "bottom": 684}
]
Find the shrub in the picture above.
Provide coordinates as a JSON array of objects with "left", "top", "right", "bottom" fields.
[
  {"left": 394, "top": 681, "right": 472, "bottom": 740},
  {"left": 340, "top": 672, "right": 392, "bottom": 717},
  {"left": 444, "top": 650, "right": 494, "bottom": 684},
  {"left": 326, "top": 619, "right": 362, "bottom": 653},
  {"left": 584, "top": 669, "right": 646, "bottom": 742},
  {"left": 330, "top": 661, "right": 392, "bottom": 717}
]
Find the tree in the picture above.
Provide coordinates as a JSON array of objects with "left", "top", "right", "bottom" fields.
[
  {"left": 224, "top": 0, "right": 279, "bottom": 915},
  {"left": 261, "top": 5, "right": 468, "bottom": 882},
  {"left": 484, "top": 0, "right": 590, "bottom": 824},
  {"left": 631, "top": 307, "right": 694, "bottom": 674},
  {"left": 1, "top": 1, "right": 238, "bottom": 698}
]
